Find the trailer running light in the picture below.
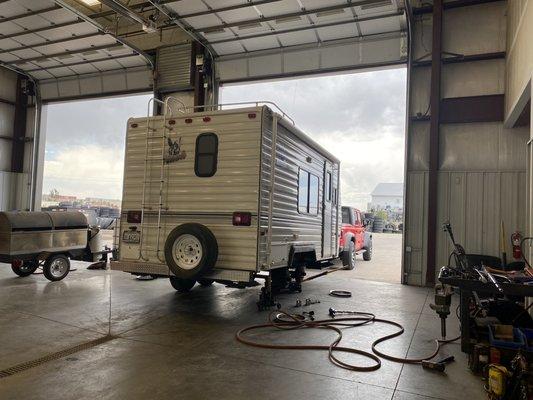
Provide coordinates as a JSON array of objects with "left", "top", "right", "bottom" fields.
[
  {"left": 168, "top": 119, "right": 175, "bottom": 125},
  {"left": 131, "top": 123, "right": 138, "bottom": 128},
  {"left": 185, "top": 118, "right": 193, "bottom": 124},
  {"left": 248, "top": 113, "right": 256, "bottom": 119},
  {"left": 127, "top": 210, "right": 142, "bottom": 223},
  {"left": 203, "top": 116, "right": 211, "bottom": 122},
  {"left": 233, "top": 212, "right": 252, "bottom": 226}
]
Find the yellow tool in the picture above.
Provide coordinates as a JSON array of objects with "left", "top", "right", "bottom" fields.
[{"left": 487, "top": 364, "right": 509, "bottom": 399}]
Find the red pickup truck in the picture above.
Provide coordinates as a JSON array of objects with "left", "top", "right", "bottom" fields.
[{"left": 339, "top": 206, "right": 373, "bottom": 269}]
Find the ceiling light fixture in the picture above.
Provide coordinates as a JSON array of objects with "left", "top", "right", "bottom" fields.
[{"left": 79, "top": 0, "right": 101, "bottom": 6}]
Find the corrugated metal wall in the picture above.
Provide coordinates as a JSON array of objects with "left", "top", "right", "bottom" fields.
[
  {"left": 405, "top": 1, "right": 530, "bottom": 285},
  {"left": 0, "top": 171, "right": 29, "bottom": 211}
]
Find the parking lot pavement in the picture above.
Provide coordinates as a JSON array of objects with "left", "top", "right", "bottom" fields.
[{"left": 351, "top": 232, "right": 402, "bottom": 284}]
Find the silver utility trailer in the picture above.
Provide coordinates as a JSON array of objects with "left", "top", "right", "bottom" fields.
[
  {"left": 111, "top": 100, "right": 340, "bottom": 308},
  {"left": 0, "top": 211, "right": 92, "bottom": 281}
]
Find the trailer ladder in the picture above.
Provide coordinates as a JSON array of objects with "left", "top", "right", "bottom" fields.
[{"left": 139, "top": 97, "right": 185, "bottom": 262}]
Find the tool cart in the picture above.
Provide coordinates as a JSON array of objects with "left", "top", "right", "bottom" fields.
[{"left": 435, "top": 222, "right": 533, "bottom": 399}]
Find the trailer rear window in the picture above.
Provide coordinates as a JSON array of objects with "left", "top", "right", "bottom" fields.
[
  {"left": 298, "top": 169, "right": 319, "bottom": 215},
  {"left": 195, "top": 133, "right": 218, "bottom": 177}
]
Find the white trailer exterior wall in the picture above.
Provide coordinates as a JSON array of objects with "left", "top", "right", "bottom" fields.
[{"left": 113, "top": 106, "right": 339, "bottom": 283}]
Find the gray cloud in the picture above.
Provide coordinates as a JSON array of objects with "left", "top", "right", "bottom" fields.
[
  {"left": 221, "top": 68, "right": 407, "bottom": 142},
  {"left": 44, "top": 94, "right": 152, "bottom": 149}
]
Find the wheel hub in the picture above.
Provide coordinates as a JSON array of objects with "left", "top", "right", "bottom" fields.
[
  {"left": 172, "top": 234, "right": 202, "bottom": 270},
  {"left": 50, "top": 259, "right": 67, "bottom": 277}
]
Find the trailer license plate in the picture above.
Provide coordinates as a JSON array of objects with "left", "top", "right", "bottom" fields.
[{"left": 123, "top": 230, "right": 140, "bottom": 244}]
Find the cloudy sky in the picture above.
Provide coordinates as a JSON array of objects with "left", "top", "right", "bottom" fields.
[{"left": 43, "top": 67, "right": 406, "bottom": 209}]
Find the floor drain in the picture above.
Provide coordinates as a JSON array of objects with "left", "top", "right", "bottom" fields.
[{"left": 0, "top": 334, "right": 115, "bottom": 378}]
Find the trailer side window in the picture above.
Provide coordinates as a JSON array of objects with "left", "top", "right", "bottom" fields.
[
  {"left": 195, "top": 133, "right": 218, "bottom": 177},
  {"left": 298, "top": 169, "right": 309, "bottom": 213},
  {"left": 298, "top": 168, "right": 319, "bottom": 215},
  {"left": 309, "top": 175, "right": 319, "bottom": 214}
]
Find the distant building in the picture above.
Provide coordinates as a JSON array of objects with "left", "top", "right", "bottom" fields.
[{"left": 369, "top": 183, "right": 404, "bottom": 210}]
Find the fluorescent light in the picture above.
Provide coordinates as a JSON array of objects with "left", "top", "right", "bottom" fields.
[{"left": 80, "top": 0, "right": 100, "bottom": 6}]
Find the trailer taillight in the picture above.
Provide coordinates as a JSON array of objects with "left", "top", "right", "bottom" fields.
[
  {"left": 248, "top": 113, "right": 256, "bottom": 119},
  {"left": 203, "top": 116, "right": 211, "bottom": 122},
  {"left": 233, "top": 212, "right": 251, "bottom": 226},
  {"left": 127, "top": 210, "right": 142, "bottom": 223},
  {"left": 185, "top": 118, "right": 193, "bottom": 124}
]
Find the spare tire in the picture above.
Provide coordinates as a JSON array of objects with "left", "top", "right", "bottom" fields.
[{"left": 164, "top": 223, "right": 218, "bottom": 279}]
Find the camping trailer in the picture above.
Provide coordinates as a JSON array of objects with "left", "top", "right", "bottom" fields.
[{"left": 111, "top": 102, "right": 340, "bottom": 307}]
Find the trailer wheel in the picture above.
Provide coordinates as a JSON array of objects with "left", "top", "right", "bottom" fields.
[
  {"left": 342, "top": 241, "right": 356, "bottom": 270},
  {"left": 169, "top": 277, "right": 196, "bottom": 292},
  {"left": 164, "top": 223, "right": 218, "bottom": 279},
  {"left": 197, "top": 278, "right": 214, "bottom": 287},
  {"left": 11, "top": 260, "right": 39, "bottom": 277},
  {"left": 43, "top": 254, "right": 70, "bottom": 281}
]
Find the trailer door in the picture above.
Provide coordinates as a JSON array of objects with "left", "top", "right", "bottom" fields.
[{"left": 322, "top": 162, "right": 334, "bottom": 258}]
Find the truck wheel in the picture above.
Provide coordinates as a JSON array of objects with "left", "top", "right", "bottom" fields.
[
  {"left": 197, "top": 278, "right": 214, "bottom": 287},
  {"left": 342, "top": 241, "right": 356, "bottom": 270},
  {"left": 11, "top": 260, "right": 39, "bottom": 277},
  {"left": 43, "top": 254, "right": 70, "bottom": 281},
  {"left": 363, "top": 241, "right": 373, "bottom": 261},
  {"left": 164, "top": 223, "right": 218, "bottom": 279},
  {"left": 169, "top": 277, "right": 196, "bottom": 292}
]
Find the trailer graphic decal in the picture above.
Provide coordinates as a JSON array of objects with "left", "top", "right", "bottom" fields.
[{"left": 164, "top": 137, "right": 187, "bottom": 163}]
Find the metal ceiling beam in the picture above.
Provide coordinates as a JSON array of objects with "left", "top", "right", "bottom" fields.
[
  {"left": 146, "top": 0, "right": 218, "bottom": 56},
  {"left": 25, "top": 53, "right": 139, "bottom": 72},
  {"left": 198, "top": 0, "right": 389, "bottom": 32},
  {"left": 0, "top": 32, "right": 105, "bottom": 55},
  {"left": 99, "top": 0, "right": 154, "bottom": 28},
  {"left": 210, "top": 11, "right": 403, "bottom": 45},
  {"left": 413, "top": 0, "right": 503, "bottom": 14},
  {"left": 54, "top": 0, "right": 154, "bottom": 69},
  {"left": 177, "top": 0, "right": 282, "bottom": 19},
  {"left": 11, "top": 43, "right": 123, "bottom": 64},
  {"left": 0, "top": 5, "right": 61, "bottom": 24}
]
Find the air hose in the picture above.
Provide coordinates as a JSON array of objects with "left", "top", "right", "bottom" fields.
[{"left": 235, "top": 311, "right": 459, "bottom": 372}]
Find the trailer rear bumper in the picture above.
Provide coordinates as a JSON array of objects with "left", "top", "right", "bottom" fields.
[
  {"left": 111, "top": 260, "right": 255, "bottom": 283},
  {"left": 110, "top": 260, "right": 170, "bottom": 276}
]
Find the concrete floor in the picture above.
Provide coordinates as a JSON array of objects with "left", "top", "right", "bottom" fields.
[
  {"left": 0, "top": 261, "right": 485, "bottom": 400},
  {"left": 353, "top": 233, "right": 402, "bottom": 284}
]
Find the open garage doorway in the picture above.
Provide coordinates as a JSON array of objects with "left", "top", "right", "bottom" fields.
[
  {"left": 221, "top": 68, "right": 407, "bottom": 284},
  {"left": 40, "top": 93, "right": 151, "bottom": 232}
]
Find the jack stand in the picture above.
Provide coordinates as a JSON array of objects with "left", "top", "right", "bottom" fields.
[
  {"left": 429, "top": 284, "right": 453, "bottom": 339},
  {"left": 257, "top": 275, "right": 281, "bottom": 311},
  {"left": 288, "top": 265, "right": 305, "bottom": 293}
]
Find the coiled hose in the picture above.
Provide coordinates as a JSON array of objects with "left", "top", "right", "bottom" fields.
[{"left": 236, "top": 311, "right": 459, "bottom": 372}]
